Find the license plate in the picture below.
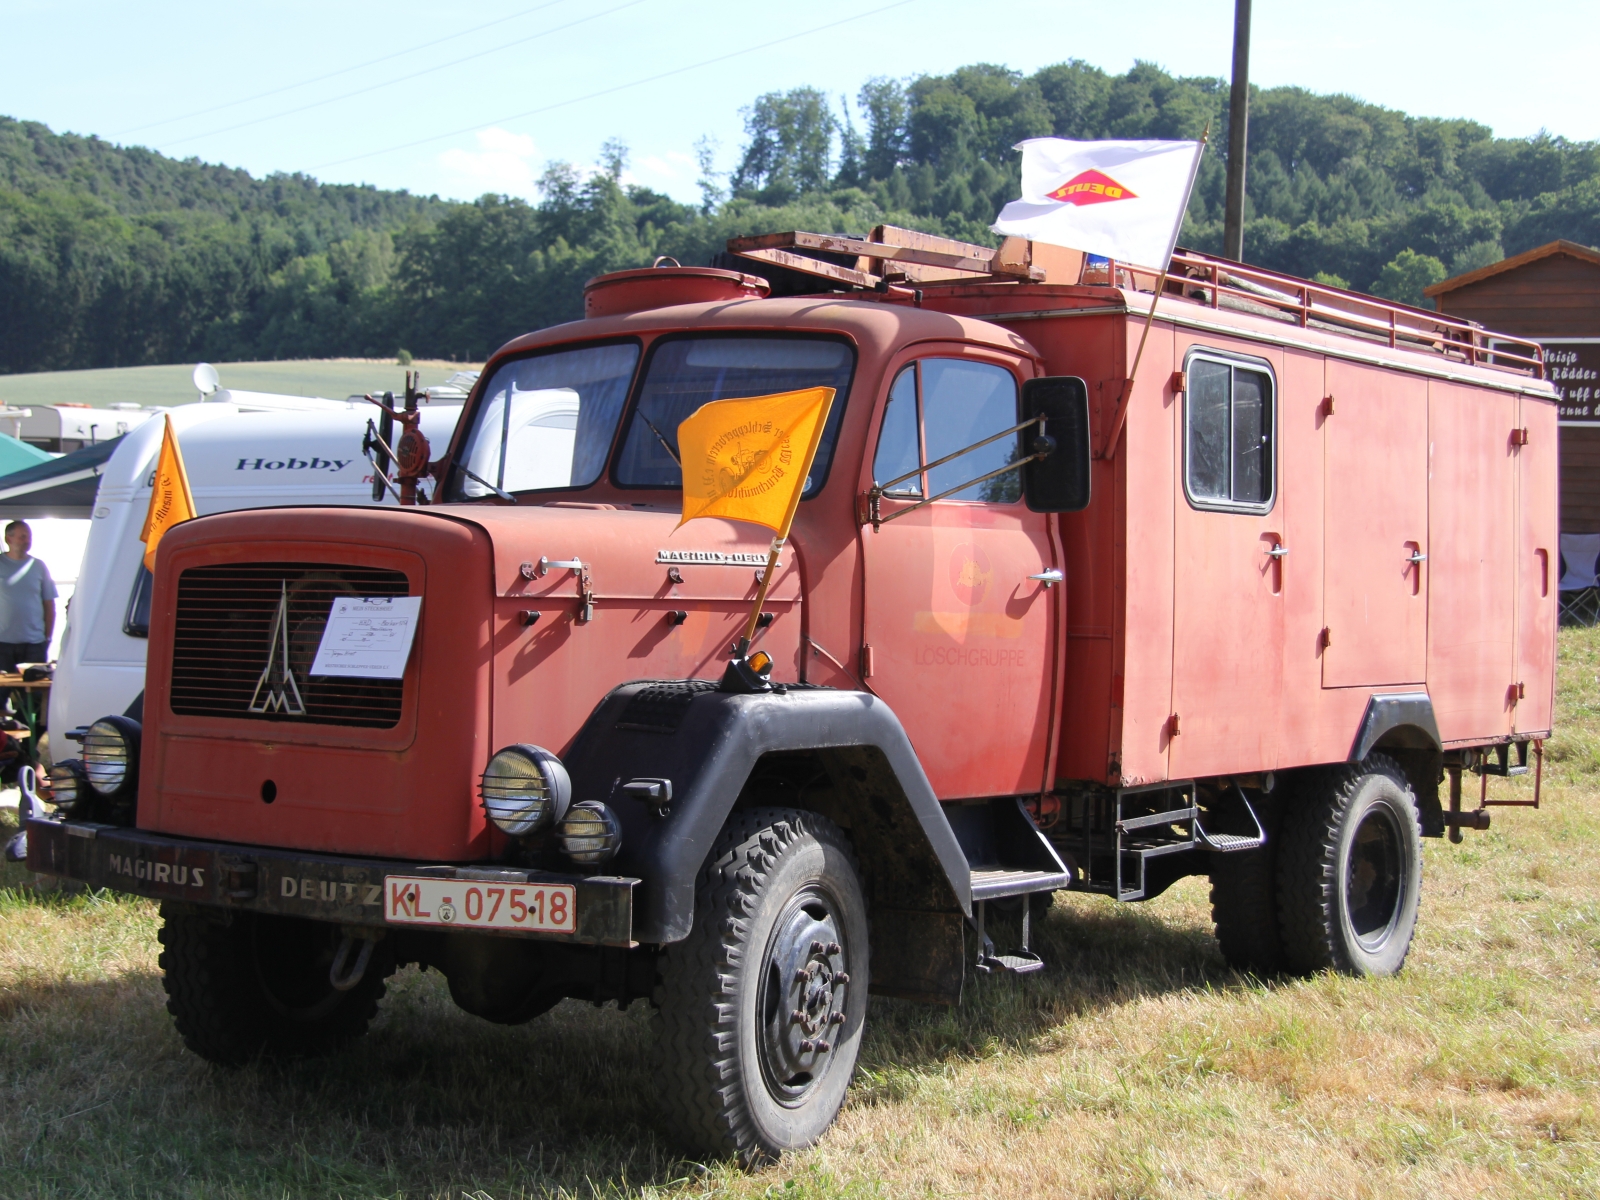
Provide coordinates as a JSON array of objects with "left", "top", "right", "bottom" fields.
[{"left": 383, "top": 875, "right": 577, "bottom": 934}]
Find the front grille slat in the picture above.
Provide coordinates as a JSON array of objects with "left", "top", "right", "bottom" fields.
[{"left": 170, "top": 562, "right": 409, "bottom": 729}]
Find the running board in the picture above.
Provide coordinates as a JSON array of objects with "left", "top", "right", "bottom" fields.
[
  {"left": 1194, "top": 785, "right": 1267, "bottom": 853},
  {"left": 970, "top": 867, "right": 1075, "bottom": 900},
  {"left": 973, "top": 897, "right": 1044, "bottom": 975}
]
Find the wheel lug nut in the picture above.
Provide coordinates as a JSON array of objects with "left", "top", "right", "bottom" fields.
[
  {"left": 793, "top": 969, "right": 809, "bottom": 984},
  {"left": 834, "top": 972, "right": 850, "bottom": 985},
  {"left": 816, "top": 1040, "right": 831, "bottom": 1053},
  {"left": 799, "top": 1039, "right": 816, "bottom": 1052},
  {"left": 826, "top": 941, "right": 841, "bottom": 955},
  {"left": 828, "top": 1011, "right": 845, "bottom": 1025},
  {"left": 810, "top": 940, "right": 825, "bottom": 954},
  {"left": 791, "top": 1009, "right": 807, "bottom": 1022}
]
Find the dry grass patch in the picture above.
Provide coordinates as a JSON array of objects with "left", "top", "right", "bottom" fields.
[{"left": 4, "top": 631, "right": 1600, "bottom": 1197}]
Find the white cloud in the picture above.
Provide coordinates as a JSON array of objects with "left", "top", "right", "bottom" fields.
[{"left": 437, "top": 127, "right": 541, "bottom": 200}]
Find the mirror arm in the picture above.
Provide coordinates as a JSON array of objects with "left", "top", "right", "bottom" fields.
[
  {"left": 869, "top": 442, "right": 1053, "bottom": 529},
  {"left": 866, "top": 415, "right": 1046, "bottom": 529}
]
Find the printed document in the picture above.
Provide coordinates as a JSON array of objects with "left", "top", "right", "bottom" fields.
[{"left": 310, "top": 596, "right": 422, "bottom": 679}]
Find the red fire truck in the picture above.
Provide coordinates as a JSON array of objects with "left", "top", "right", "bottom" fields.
[{"left": 24, "top": 227, "right": 1556, "bottom": 1161}]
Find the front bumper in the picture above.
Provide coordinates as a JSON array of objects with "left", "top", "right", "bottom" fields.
[{"left": 24, "top": 817, "right": 638, "bottom": 947}]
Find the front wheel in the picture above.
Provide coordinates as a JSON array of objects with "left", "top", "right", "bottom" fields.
[
  {"left": 159, "top": 905, "right": 394, "bottom": 1064},
  {"left": 653, "top": 808, "right": 869, "bottom": 1163},
  {"left": 1276, "top": 755, "right": 1423, "bottom": 977}
]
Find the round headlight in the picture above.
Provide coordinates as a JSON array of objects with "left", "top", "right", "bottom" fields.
[
  {"left": 556, "top": 800, "right": 622, "bottom": 865},
  {"left": 48, "top": 758, "right": 85, "bottom": 812},
  {"left": 480, "top": 744, "right": 570, "bottom": 837},
  {"left": 82, "top": 716, "right": 140, "bottom": 799}
]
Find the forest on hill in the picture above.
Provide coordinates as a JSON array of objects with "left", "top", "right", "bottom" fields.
[{"left": 5, "top": 57, "right": 1600, "bottom": 373}]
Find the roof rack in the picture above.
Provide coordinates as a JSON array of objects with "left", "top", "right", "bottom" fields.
[{"left": 725, "top": 226, "right": 1545, "bottom": 380}]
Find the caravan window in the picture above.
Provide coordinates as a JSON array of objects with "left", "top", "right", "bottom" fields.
[{"left": 450, "top": 341, "right": 640, "bottom": 498}]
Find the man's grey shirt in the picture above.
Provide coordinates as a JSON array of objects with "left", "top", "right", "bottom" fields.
[{"left": 0, "top": 555, "right": 57, "bottom": 644}]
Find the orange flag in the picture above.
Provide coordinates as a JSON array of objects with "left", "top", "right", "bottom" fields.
[
  {"left": 675, "top": 386, "right": 835, "bottom": 539},
  {"left": 139, "top": 415, "right": 197, "bottom": 571}
]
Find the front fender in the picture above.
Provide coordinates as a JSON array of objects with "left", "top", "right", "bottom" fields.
[{"left": 561, "top": 681, "right": 971, "bottom": 944}]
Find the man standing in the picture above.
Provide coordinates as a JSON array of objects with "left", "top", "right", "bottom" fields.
[{"left": 0, "top": 520, "right": 57, "bottom": 726}]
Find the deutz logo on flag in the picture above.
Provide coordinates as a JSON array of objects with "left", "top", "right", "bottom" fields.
[
  {"left": 1046, "top": 169, "right": 1138, "bottom": 206},
  {"left": 991, "top": 137, "right": 1206, "bottom": 269},
  {"left": 676, "top": 386, "right": 836, "bottom": 538}
]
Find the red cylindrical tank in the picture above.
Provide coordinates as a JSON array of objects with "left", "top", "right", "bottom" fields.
[{"left": 583, "top": 265, "right": 769, "bottom": 318}]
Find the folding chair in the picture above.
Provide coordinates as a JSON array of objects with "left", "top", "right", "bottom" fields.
[{"left": 1558, "top": 533, "right": 1600, "bottom": 626}]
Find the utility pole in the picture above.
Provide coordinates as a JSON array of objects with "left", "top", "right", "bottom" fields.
[{"left": 1223, "top": 0, "right": 1251, "bottom": 261}]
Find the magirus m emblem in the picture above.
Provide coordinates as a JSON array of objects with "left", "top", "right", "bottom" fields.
[{"left": 249, "top": 581, "right": 306, "bottom": 715}]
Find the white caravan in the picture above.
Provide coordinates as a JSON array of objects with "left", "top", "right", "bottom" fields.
[{"left": 47, "top": 386, "right": 515, "bottom": 740}]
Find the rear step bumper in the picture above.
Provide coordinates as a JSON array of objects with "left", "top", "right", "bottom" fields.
[{"left": 24, "top": 818, "right": 638, "bottom": 948}]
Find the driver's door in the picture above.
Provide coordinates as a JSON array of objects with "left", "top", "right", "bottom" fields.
[{"left": 859, "top": 352, "right": 1061, "bottom": 800}]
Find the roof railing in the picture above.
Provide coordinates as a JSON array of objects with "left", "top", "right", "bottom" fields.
[{"left": 725, "top": 227, "right": 1545, "bottom": 380}]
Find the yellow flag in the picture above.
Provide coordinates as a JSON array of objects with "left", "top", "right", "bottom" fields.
[
  {"left": 676, "top": 386, "right": 835, "bottom": 538},
  {"left": 139, "top": 415, "right": 197, "bottom": 571}
]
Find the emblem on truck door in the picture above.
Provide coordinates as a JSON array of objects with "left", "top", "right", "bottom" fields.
[{"left": 248, "top": 581, "right": 307, "bottom": 715}]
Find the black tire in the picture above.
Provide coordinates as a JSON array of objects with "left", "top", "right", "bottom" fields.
[
  {"left": 1209, "top": 844, "right": 1284, "bottom": 974},
  {"left": 1209, "top": 794, "right": 1285, "bottom": 974},
  {"left": 1276, "top": 755, "right": 1423, "bottom": 977},
  {"left": 158, "top": 905, "right": 394, "bottom": 1065},
  {"left": 653, "top": 807, "right": 869, "bottom": 1163}
]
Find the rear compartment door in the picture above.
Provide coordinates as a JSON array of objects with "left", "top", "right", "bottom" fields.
[
  {"left": 859, "top": 351, "right": 1060, "bottom": 800},
  {"left": 1426, "top": 379, "right": 1516, "bottom": 740},
  {"left": 1515, "top": 393, "right": 1558, "bottom": 734},
  {"left": 1169, "top": 343, "right": 1284, "bottom": 777},
  {"left": 1321, "top": 360, "right": 1429, "bottom": 687}
]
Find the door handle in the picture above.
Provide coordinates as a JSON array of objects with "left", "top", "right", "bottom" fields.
[
  {"left": 1028, "top": 569, "right": 1064, "bottom": 588},
  {"left": 1407, "top": 551, "right": 1427, "bottom": 564},
  {"left": 537, "top": 556, "right": 585, "bottom": 575},
  {"left": 1265, "top": 544, "right": 1289, "bottom": 558}
]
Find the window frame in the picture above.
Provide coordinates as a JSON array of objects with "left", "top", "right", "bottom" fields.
[
  {"left": 1181, "top": 346, "right": 1278, "bottom": 515},
  {"left": 608, "top": 330, "right": 859, "bottom": 498},
  {"left": 442, "top": 335, "right": 643, "bottom": 502},
  {"left": 868, "top": 353, "right": 1028, "bottom": 507}
]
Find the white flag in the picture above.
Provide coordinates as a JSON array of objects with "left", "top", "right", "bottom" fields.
[{"left": 992, "top": 137, "right": 1205, "bottom": 270}]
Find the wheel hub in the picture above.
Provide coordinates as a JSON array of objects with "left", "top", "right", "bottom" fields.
[
  {"left": 759, "top": 889, "right": 850, "bottom": 1104},
  {"left": 1347, "top": 805, "right": 1404, "bottom": 951}
]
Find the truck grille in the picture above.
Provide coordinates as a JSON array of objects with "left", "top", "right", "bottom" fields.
[{"left": 170, "top": 563, "right": 411, "bottom": 728}]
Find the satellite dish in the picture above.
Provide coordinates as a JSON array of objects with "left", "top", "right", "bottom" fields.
[{"left": 192, "top": 362, "right": 220, "bottom": 397}]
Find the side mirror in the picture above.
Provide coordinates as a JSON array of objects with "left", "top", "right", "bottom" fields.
[{"left": 1020, "top": 376, "right": 1091, "bottom": 512}]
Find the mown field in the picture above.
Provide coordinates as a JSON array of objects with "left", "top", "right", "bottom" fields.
[
  {"left": 2, "top": 634, "right": 1598, "bottom": 1198},
  {"left": 0, "top": 359, "right": 481, "bottom": 412}
]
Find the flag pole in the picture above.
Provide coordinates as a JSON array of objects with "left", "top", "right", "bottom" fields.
[
  {"left": 737, "top": 536, "right": 784, "bottom": 654},
  {"left": 1099, "top": 125, "right": 1209, "bottom": 462}
]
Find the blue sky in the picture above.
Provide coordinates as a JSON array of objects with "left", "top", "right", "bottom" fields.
[{"left": 2, "top": 0, "right": 1594, "bottom": 207}]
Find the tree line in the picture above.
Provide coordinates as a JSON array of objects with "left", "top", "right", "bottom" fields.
[{"left": 4, "top": 59, "right": 1600, "bottom": 374}]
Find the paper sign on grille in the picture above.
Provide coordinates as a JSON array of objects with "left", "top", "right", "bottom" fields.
[
  {"left": 311, "top": 596, "right": 422, "bottom": 679},
  {"left": 384, "top": 875, "right": 577, "bottom": 934}
]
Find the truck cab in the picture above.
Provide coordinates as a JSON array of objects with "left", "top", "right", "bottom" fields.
[{"left": 23, "top": 234, "right": 1558, "bottom": 1163}]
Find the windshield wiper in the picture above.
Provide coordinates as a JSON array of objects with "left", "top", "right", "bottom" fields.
[{"left": 637, "top": 410, "right": 681, "bottom": 467}]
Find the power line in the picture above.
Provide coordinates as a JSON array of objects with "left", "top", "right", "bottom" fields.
[
  {"left": 312, "top": 0, "right": 921, "bottom": 174},
  {"left": 156, "top": 0, "right": 651, "bottom": 152},
  {"left": 115, "top": 1, "right": 569, "bottom": 140}
]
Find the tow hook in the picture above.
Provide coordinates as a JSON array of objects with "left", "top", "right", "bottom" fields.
[{"left": 329, "top": 929, "right": 383, "bottom": 991}]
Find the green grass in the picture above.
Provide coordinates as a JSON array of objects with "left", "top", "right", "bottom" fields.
[
  {"left": 3, "top": 633, "right": 1600, "bottom": 1197},
  {"left": 0, "top": 360, "right": 482, "bottom": 412}
]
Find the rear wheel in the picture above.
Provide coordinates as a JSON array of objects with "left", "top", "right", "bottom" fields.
[
  {"left": 1276, "top": 755, "right": 1422, "bottom": 977},
  {"left": 159, "top": 905, "right": 393, "bottom": 1064},
  {"left": 653, "top": 808, "right": 868, "bottom": 1163}
]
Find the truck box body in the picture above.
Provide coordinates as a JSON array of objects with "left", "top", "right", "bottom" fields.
[{"left": 914, "top": 283, "right": 1557, "bottom": 788}]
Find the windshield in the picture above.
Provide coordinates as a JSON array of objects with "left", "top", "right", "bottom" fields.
[
  {"left": 450, "top": 341, "right": 639, "bottom": 498},
  {"left": 614, "top": 335, "right": 855, "bottom": 496}
]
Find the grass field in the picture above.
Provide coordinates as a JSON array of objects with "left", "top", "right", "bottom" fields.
[
  {"left": 0, "top": 360, "right": 483, "bottom": 412},
  {"left": 3, "top": 635, "right": 1598, "bottom": 1198}
]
